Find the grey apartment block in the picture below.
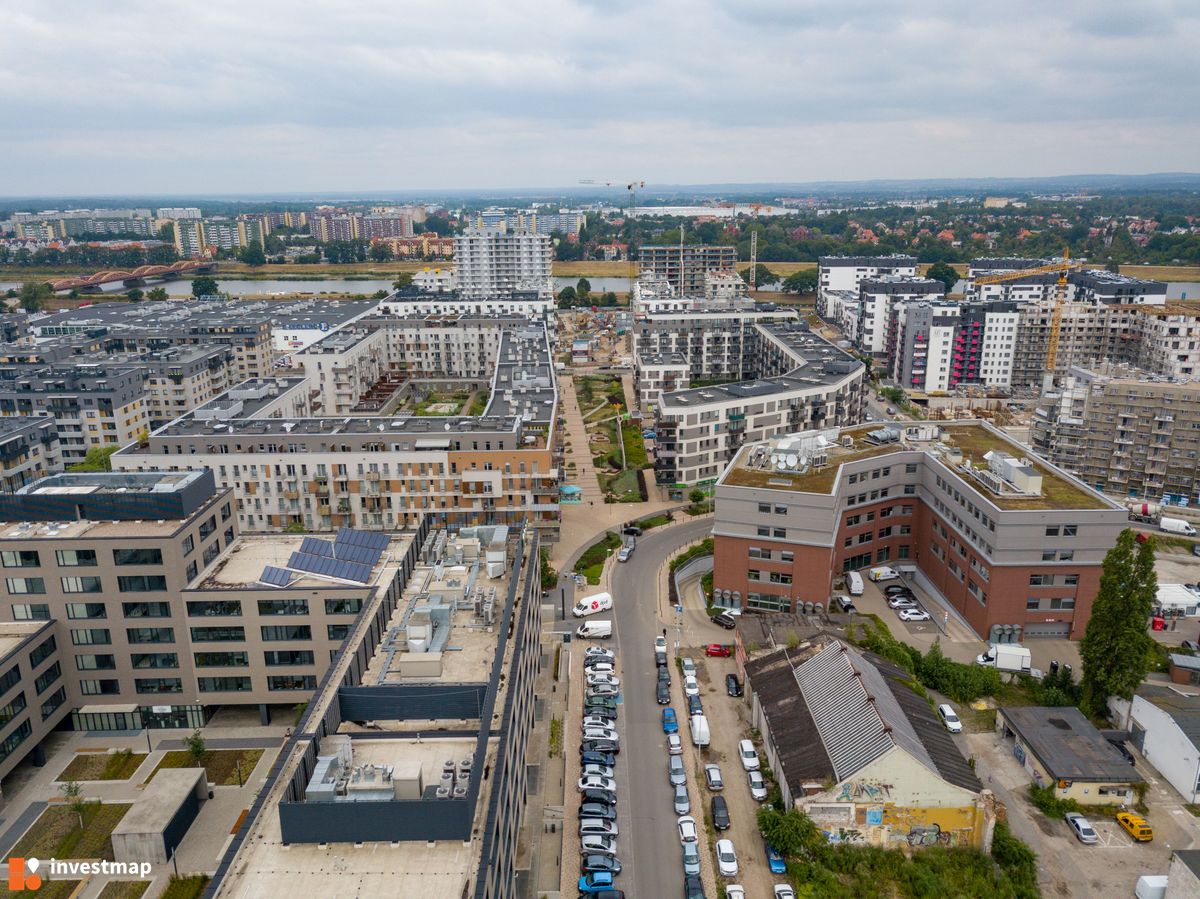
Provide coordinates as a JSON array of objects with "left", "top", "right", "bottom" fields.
[
  {"left": 0, "top": 619, "right": 70, "bottom": 782},
  {"left": 639, "top": 244, "right": 738, "bottom": 296},
  {"left": 0, "top": 417, "right": 61, "bottom": 493}
]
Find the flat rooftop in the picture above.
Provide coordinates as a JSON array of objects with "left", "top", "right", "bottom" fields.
[
  {"left": 34, "top": 297, "right": 380, "bottom": 332},
  {"left": 198, "top": 533, "right": 414, "bottom": 590},
  {"left": 1001, "top": 706, "right": 1143, "bottom": 782},
  {"left": 721, "top": 420, "right": 1116, "bottom": 511},
  {"left": 637, "top": 353, "right": 688, "bottom": 366},
  {"left": 147, "top": 412, "right": 521, "bottom": 439},
  {"left": 0, "top": 621, "right": 49, "bottom": 661}
]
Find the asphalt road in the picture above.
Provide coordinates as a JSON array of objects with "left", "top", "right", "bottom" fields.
[{"left": 610, "top": 517, "right": 713, "bottom": 899}]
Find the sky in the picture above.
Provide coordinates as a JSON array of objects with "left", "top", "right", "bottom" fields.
[{"left": 2, "top": 0, "right": 1198, "bottom": 196}]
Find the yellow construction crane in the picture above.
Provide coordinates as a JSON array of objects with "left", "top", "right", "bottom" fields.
[
  {"left": 973, "top": 249, "right": 1080, "bottom": 378},
  {"left": 579, "top": 179, "right": 644, "bottom": 299}
]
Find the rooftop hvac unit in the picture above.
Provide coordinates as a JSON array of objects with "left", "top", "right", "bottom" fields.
[{"left": 436, "top": 785, "right": 451, "bottom": 799}]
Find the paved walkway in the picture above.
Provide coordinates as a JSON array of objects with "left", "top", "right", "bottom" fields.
[
  {"left": 0, "top": 800, "right": 45, "bottom": 856},
  {"left": 156, "top": 736, "right": 284, "bottom": 751}
]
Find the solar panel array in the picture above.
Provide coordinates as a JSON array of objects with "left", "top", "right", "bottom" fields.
[
  {"left": 287, "top": 551, "right": 374, "bottom": 584},
  {"left": 260, "top": 566, "right": 293, "bottom": 587},
  {"left": 300, "top": 536, "right": 335, "bottom": 558},
  {"left": 333, "top": 542, "right": 382, "bottom": 565},
  {"left": 336, "top": 528, "right": 390, "bottom": 552}
]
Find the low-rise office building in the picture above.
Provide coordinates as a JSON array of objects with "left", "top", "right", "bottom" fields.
[{"left": 713, "top": 421, "right": 1127, "bottom": 640}]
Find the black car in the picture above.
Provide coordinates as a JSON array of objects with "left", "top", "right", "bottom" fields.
[
  {"left": 581, "top": 854, "right": 622, "bottom": 875},
  {"left": 656, "top": 681, "right": 671, "bottom": 705},
  {"left": 710, "top": 613, "right": 736, "bottom": 630},
  {"left": 683, "top": 874, "right": 706, "bottom": 899},
  {"left": 583, "top": 708, "right": 618, "bottom": 722},
  {"left": 580, "top": 752, "right": 617, "bottom": 769},
  {"left": 622, "top": 526, "right": 643, "bottom": 537},
  {"left": 582, "top": 739, "right": 621, "bottom": 755},
  {"left": 579, "top": 802, "right": 617, "bottom": 821},
  {"left": 725, "top": 673, "right": 742, "bottom": 697},
  {"left": 657, "top": 667, "right": 671, "bottom": 686},
  {"left": 584, "top": 696, "right": 618, "bottom": 712},
  {"left": 584, "top": 656, "right": 617, "bottom": 669},
  {"left": 1108, "top": 739, "right": 1136, "bottom": 765},
  {"left": 883, "top": 584, "right": 911, "bottom": 597},
  {"left": 579, "top": 787, "right": 617, "bottom": 806},
  {"left": 711, "top": 795, "right": 731, "bottom": 831},
  {"left": 686, "top": 694, "right": 703, "bottom": 716},
  {"left": 655, "top": 650, "right": 668, "bottom": 668},
  {"left": 584, "top": 891, "right": 624, "bottom": 899}
]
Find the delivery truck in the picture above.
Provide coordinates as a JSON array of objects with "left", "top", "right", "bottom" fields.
[
  {"left": 572, "top": 592, "right": 614, "bottom": 617},
  {"left": 1160, "top": 516, "right": 1197, "bottom": 537},
  {"left": 975, "top": 643, "right": 1032, "bottom": 673},
  {"left": 576, "top": 620, "right": 613, "bottom": 639}
]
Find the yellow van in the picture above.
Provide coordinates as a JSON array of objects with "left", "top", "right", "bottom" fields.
[{"left": 1116, "top": 811, "right": 1153, "bottom": 842}]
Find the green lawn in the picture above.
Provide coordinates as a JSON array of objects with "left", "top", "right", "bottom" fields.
[
  {"left": 11, "top": 802, "right": 132, "bottom": 861},
  {"left": 56, "top": 750, "right": 147, "bottom": 782},
  {"left": 30, "top": 879, "right": 81, "bottom": 899},
  {"left": 621, "top": 423, "right": 648, "bottom": 468},
  {"left": 574, "top": 532, "right": 623, "bottom": 583},
  {"left": 98, "top": 882, "right": 150, "bottom": 899},
  {"left": 602, "top": 469, "right": 644, "bottom": 503},
  {"left": 148, "top": 748, "right": 265, "bottom": 786},
  {"left": 160, "top": 875, "right": 211, "bottom": 899}
]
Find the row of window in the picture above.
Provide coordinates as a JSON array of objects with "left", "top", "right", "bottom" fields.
[
  {"left": 1026, "top": 597, "right": 1076, "bottom": 611},
  {"left": 1029, "top": 573, "right": 1080, "bottom": 587},
  {"left": 74, "top": 650, "right": 315, "bottom": 671},
  {"left": 2, "top": 548, "right": 164, "bottom": 568},
  {"left": 74, "top": 675, "right": 318, "bottom": 695},
  {"left": 8, "top": 575, "right": 168, "bottom": 596},
  {"left": 13, "top": 598, "right": 361, "bottom": 623},
  {"left": 747, "top": 547, "right": 794, "bottom": 562},
  {"left": 66, "top": 624, "right": 351, "bottom": 645}
]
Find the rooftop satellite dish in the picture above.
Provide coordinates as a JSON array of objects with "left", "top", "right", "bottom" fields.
[
  {"left": 786, "top": 454, "right": 798, "bottom": 468},
  {"left": 444, "top": 423, "right": 451, "bottom": 431}
]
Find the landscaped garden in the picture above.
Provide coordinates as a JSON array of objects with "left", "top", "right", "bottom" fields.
[
  {"left": 148, "top": 748, "right": 264, "bottom": 787},
  {"left": 11, "top": 802, "right": 131, "bottom": 862},
  {"left": 56, "top": 749, "right": 146, "bottom": 782}
]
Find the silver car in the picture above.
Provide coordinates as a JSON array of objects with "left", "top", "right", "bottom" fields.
[
  {"left": 669, "top": 754, "right": 686, "bottom": 786},
  {"left": 673, "top": 782, "right": 690, "bottom": 815}
]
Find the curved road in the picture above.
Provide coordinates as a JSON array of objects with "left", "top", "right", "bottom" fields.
[{"left": 609, "top": 517, "right": 713, "bottom": 899}]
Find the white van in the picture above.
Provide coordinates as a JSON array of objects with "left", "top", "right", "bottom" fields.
[
  {"left": 869, "top": 566, "right": 900, "bottom": 583},
  {"left": 576, "top": 620, "right": 613, "bottom": 639},
  {"left": 572, "top": 592, "right": 614, "bottom": 618},
  {"left": 846, "top": 571, "right": 864, "bottom": 596},
  {"left": 689, "top": 713, "right": 710, "bottom": 747}
]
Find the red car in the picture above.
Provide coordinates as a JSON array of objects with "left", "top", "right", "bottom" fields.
[{"left": 705, "top": 643, "right": 732, "bottom": 657}]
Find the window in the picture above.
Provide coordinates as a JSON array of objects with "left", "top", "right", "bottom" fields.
[
  {"left": 780, "top": 551, "right": 794, "bottom": 563},
  {"left": 774, "top": 505, "right": 787, "bottom": 515},
  {"left": 758, "top": 503, "right": 771, "bottom": 513},
  {"left": 1063, "top": 574, "right": 1079, "bottom": 586},
  {"left": 190, "top": 626, "right": 245, "bottom": 642},
  {"left": 845, "top": 515, "right": 861, "bottom": 527},
  {"left": 905, "top": 463, "right": 918, "bottom": 473},
  {"left": 903, "top": 485, "right": 916, "bottom": 495},
  {"left": 56, "top": 549, "right": 96, "bottom": 567},
  {"left": 773, "top": 528, "right": 786, "bottom": 538},
  {"left": 194, "top": 651, "right": 248, "bottom": 667},
  {"left": 202, "top": 542, "right": 220, "bottom": 566},
  {"left": 768, "top": 572, "right": 792, "bottom": 585},
  {"left": 181, "top": 535, "right": 195, "bottom": 556},
  {"left": 7, "top": 578, "right": 45, "bottom": 595},
  {"left": 1059, "top": 550, "right": 1074, "bottom": 562},
  {"left": 41, "top": 686, "right": 66, "bottom": 720},
  {"left": 1029, "top": 574, "right": 1053, "bottom": 586},
  {"left": 13, "top": 603, "right": 50, "bottom": 620},
  {"left": 876, "top": 548, "right": 890, "bottom": 563},
  {"left": 748, "top": 547, "right": 767, "bottom": 559},
  {"left": 257, "top": 599, "right": 309, "bottom": 616},
  {"left": 79, "top": 679, "right": 120, "bottom": 695},
  {"left": 0, "top": 720, "right": 32, "bottom": 764},
  {"left": 327, "top": 624, "right": 350, "bottom": 641},
  {"left": 199, "top": 676, "right": 252, "bottom": 692},
  {"left": 756, "top": 526, "right": 770, "bottom": 537},
  {"left": 117, "top": 575, "right": 167, "bottom": 592},
  {"left": 1045, "top": 526, "right": 1060, "bottom": 537},
  {"left": 261, "top": 625, "right": 311, "bottom": 642},
  {"left": 113, "top": 548, "right": 163, "bottom": 566},
  {"left": 1063, "top": 525, "right": 1078, "bottom": 537},
  {"left": 324, "top": 598, "right": 362, "bottom": 615},
  {"left": 1, "top": 551, "right": 40, "bottom": 568},
  {"left": 75, "top": 654, "right": 116, "bottom": 670},
  {"left": 265, "top": 650, "right": 314, "bottom": 666},
  {"left": 186, "top": 600, "right": 241, "bottom": 617},
  {"left": 131, "top": 653, "right": 178, "bottom": 669},
  {"left": 898, "top": 545, "right": 910, "bottom": 560},
  {"left": 30, "top": 636, "right": 56, "bottom": 667},
  {"left": 34, "top": 662, "right": 61, "bottom": 694},
  {"left": 1026, "top": 598, "right": 1041, "bottom": 610},
  {"left": 1041, "top": 550, "right": 1056, "bottom": 561},
  {"left": 135, "top": 678, "right": 182, "bottom": 694},
  {"left": 126, "top": 628, "right": 174, "bottom": 644},
  {"left": 268, "top": 674, "right": 316, "bottom": 691},
  {"left": 901, "top": 505, "right": 913, "bottom": 515},
  {"left": 123, "top": 602, "right": 171, "bottom": 618},
  {"left": 63, "top": 602, "right": 105, "bottom": 621},
  {"left": 0, "top": 693, "right": 27, "bottom": 726},
  {"left": 1050, "top": 597, "right": 1076, "bottom": 610},
  {"left": 221, "top": 502, "right": 232, "bottom": 522},
  {"left": 61, "top": 577, "right": 103, "bottom": 594},
  {"left": 199, "top": 516, "right": 217, "bottom": 539},
  {"left": 71, "top": 628, "right": 111, "bottom": 646},
  {"left": 0, "top": 664, "right": 20, "bottom": 694},
  {"left": 748, "top": 569, "right": 762, "bottom": 581}
]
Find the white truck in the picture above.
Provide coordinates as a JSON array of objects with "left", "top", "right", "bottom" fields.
[
  {"left": 975, "top": 643, "right": 1032, "bottom": 673},
  {"left": 576, "top": 620, "right": 613, "bottom": 639},
  {"left": 1126, "top": 501, "right": 1161, "bottom": 525},
  {"left": 689, "top": 713, "right": 710, "bottom": 747},
  {"left": 1159, "top": 516, "right": 1197, "bottom": 537},
  {"left": 572, "top": 592, "right": 613, "bottom": 617}
]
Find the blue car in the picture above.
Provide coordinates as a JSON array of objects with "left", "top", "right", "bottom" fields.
[
  {"left": 578, "top": 870, "right": 616, "bottom": 893},
  {"left": 661, "top": 707, "right": 678, "bottom": 734},
  {"left": 765, "top": 841, "right": 786, "bottom": 874}
]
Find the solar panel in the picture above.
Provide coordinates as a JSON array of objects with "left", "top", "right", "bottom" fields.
[
  {"left": 333, "top": 543, "right": 382, "bottom": 565},
  {"left": 300, "top": 537, "right": 335, "bottom": 558},
  {"left": 287, "top": 551, "right": 373, "bottom": 584},
  {"left": 335, "top": 528, "right": 390, "bottom": 552},
  {"left": 259, "top": 566, "right": 293, "bottom": 587}
]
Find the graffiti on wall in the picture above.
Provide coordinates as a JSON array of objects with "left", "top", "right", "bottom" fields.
[
  {"left": 823, "top": 827, "right": 868, "bottom": 845},
  {"left": 835, "top": 779, "right": 893, "bottom": 802},
  {"left": 905, "top": 823, "right": 954, "bottom": 847}
]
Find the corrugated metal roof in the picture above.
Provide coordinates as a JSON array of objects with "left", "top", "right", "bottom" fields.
[{"left": 1138, "top": 685, "right": 1200, "bottom": 752}]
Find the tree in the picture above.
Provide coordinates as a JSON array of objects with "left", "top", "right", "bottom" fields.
[
  {"left": 1079, "top": 529, "right": 1158, "bottom": 716},
  {"left": 392, "top": 272, "right": 413, "bottom": 291},
  {"left": 926, "top": 261, "right": 960, "bottom": 292},
  {"left": 599, "top": 291, "right": 618, "bottom": 307},
  {"left": 125, "top": 287, "right": 144, "bottom": 302},
  {"left": 557, "top": 285, "right": 577, "bottom": 307},
  {"left": 60, "top": 780, "right": 89, "bottom": 831},
  {"left": 191, "top": 275, "right": 220, "bottom": 299},
  {"left": 577, "top": 278, "right": 592, "bottom": 305},
  {"left": 146, "top": 286, "right": 169, "bottom": 301},
  {"left": 756, "top": 807, "right": 818, "bottom": 857},
  {"left": 688, "top": 488, "right": 706, "bottom": 505},
  {"left": 739, "top": 264, "right": 778, "bottom": 287},
  {"left": 782, "top": 268, "right": 819, "bottom": 294},
  {"left": 283, "top": 521, "right": 307, "bottom": 534},
  {"left": 18, "top": 281, "right": 52, "bottom": 312},
  {"left": 369, "top": 242, "right": 395, "bottom": 262},
  {"left": 69, "top": 445, "right": 119, "bottom": 473},
  {"left": 184, "top": 729, "right": 207, "bottom": 768},
  {"left": 238, "top": 241, "right": 266, "bottom": 267}
]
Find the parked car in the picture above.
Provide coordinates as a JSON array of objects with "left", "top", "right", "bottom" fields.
[
  {"left": 711, "top": 795, "right": 730, "bottom": 830},
  {"left": 579, "top": 818, "right": 619, "bottom": 837},
  {"left": 716, "top": 839, "right": 739, "bottom": 876},
  {"left": 681, "top": 657, "right": 697, "bottom": 678},
  {"left": 580, "top": 787, "right": 616, "bottom": 806},
  {"left": 748, "top": 769, "right": 768, "bottom": 801},
  {"left": 583, "top": 659, "right": 616, "bottom": 672},
  {"left": 580, "top": 834, "right": 617, "bottom": 856},
  {"left": 616, "top": 545, "right": 634, "bottom": 563},
  {"left": 726, "top": 887, "right": 745, "bottom": 899},
  {"left": 726, "top": 673, "right": 742, "bottom": 697},
  {"left": 655, "top": 650, "right": 668, "bottom": 668},
  {"left": 581, "top": 739, "right": 620, "bottom": 755},
  {"left": 834, "top": 595, "right": 856, "bottom": 613},
  {"left": 1108, "top": 739, "right": 1136, "bottom": 765},
  {"left": 662, "top": 707, "right": 679, "bottom": 734},
  {"left": 587, "top": 683, "right": 619, "bottom": 698},
  {"left": 684, "top": 875, "right": 706, "bottom": 899},
  {"left": 579, "top": 871, "right": 617, "bottom": 893},
  {"left": 578, "top": 775, "right": 617, "bottom": 793},
  {"left": 677, "top": 815, "right": 699, "bottom": 843},
  {"left": 581, "top": 854, "right": 622, "bottom": 875},
  {"left": 684, "top": 675, "right": 700, "bottom": 696},
  {"left": 674, "top": 782, "right": 690, "bottom": 815},
  {"left": 583, "top": 716, "right": 617, "bottom": 731},
  {"left": 657, "top": 667, "right": 671, "bottom": 686},
  {"left": 583, "top": 727, "right": 619, "bottom": 743},
  {"left": 898, "top": 608, "right": 931, "bottom": 622},
  {"left": 655, "top": 635, "right": 667, "bottom": 652},
  {"left": 668, "top": 754, "right": 686, "bottom": 786},
  {"left": 705, "top": 643, "right": 732, "bottom": 657},
  {"left": 667, "top": 733, "right": 683, "bottom": 755},
  {"left": 682, "top": 841, "right": 701, "bottom": 876},
  {"left": 711, "top": 613, "right": 737, "bottom": 630},
  {"left": 580, "top": 802, "right": 617, "bottom": 821},
  {"left": 883, "top": 584, "right": 911, "bottom": 597},
  {"left": 1117, "top": 811, "right": 1153, "bottom": 842},
  {"left": 580, "top": 763, "right": 615, "bottom": 779},
  {"left": 887, "top": 596, "right": 917, "bottom": 609},
  {"left": 738, "top": 739, "right": 760, "bottom": 771},
  {"left": 765, "top": 842, "right": 786, "bottom": 874},
  {"left": 1064, "top": 812, "right": 1098, "bottom": 844},
  {"left": 586, "top": 672, "right": 621, "bottom": 688},
  {"left": 585, "top": 647, "right": 615, "bottom": 662},
  {"left": 585, "top": 696, "right": 618, "bottom": 712},
  {"left": 704, "top": 763, "right": 724, "bottom": 791},
  {"left": 656, "top": 682, "right": 671, "bottom": 705},
  {"left": 622, "top": 526, "right": 642, "bottom": 537},
  {"left": 774, "top": 886, "right": 796, "bottom": 899},
  {"left": 937, "top": 704, "right": 963, "bottom": 733}
]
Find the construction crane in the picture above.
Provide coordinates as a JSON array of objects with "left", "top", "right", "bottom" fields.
[
  {"left": 973, "top": 249, "right": 1080, "bottom": 385},
  {"left": 579, "top": 179, "right": 644, "bottom": 299}
]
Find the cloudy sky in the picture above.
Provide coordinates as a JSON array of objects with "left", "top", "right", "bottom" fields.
[{"left": 2, "top": 0, "right": 1197, "bottom": 195}]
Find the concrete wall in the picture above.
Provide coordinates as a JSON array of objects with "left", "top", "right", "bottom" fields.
[
  {"left": 1130, "top": 695, "right": 1200, "bottom": 804},
  {"left": 112, "top": 767, "right": 207, "bottom": 865}
]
